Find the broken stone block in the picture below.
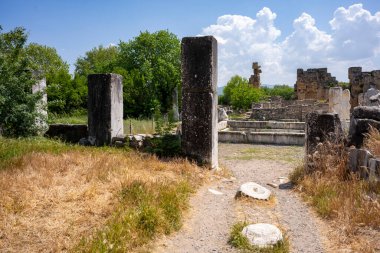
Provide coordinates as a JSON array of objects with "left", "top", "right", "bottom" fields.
[
  {"left": 88, "top": 73, "right": 123, "bottom": 146},
  {"left": 45, "top": 124, "right": 88, "bottom": 143},
  {"left": 305, "top": 112, "right": 343, "bottom": 156},
  {"left": 242, "top": 223, "right": 283, "bottom": 248},
  {"left": 181, "top": 36, "right": 218, "bottom": 169},
  {"left": 347, "top": 148, "right": 374, "bottom": 178},
  {"left": 348, "top": 106, "right": 380, "bottom": 148},
  {"left": 236, "top": 182, "right": 271, "bottom": 200},
  {"left": 218, "top": 107, "right": 228, "bottom": 122},
  {"left": 363, "top": 85, "right": 380, "bottom": 106},
  {"left": 368, "top": 158, "right": 380, "bottom": 180},
  {"left": 352, "top": 106, "right": 380, "bottom": 121}
]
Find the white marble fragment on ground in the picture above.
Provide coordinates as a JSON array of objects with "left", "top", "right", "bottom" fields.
[
  {"left": 208, "top": 189, "right": 223, "bottom": 195},
  {"left": 238, "top": 182, "right": 271, "bottom": 200},
  {"left": 242, "top": 223, "right": 283, "bottom": 247}
]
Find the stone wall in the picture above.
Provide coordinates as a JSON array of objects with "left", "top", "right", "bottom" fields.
[
  {"left": 295, "top": 68, "right": 338, "bottom": 100},
  {"left": 45, "top": 124, "right": 88, "bottom": 143},
  {"left": 250, "top": 100, "right": 328, "bottom": 122},
  {"left": 349, "top": 67, "right": 380, "bottom": 109}
]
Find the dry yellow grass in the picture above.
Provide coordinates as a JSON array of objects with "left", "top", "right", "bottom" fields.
[
  {"left": 0, "top": 149, "right": 206, "bottom": 252},
  {"left": 290, "top": 132, "right": 380, "bottom": 252}
]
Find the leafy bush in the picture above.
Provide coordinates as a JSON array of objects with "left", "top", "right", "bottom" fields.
[
  {"left": 0, "top": 26, "right": 41, "bottom": 137},
  {"left": 144, "top": 135, "right": 181, "bottom": 157},
  {"left": 222, "top": 75, "right": 266, "bottom": 109},
  {"left": 262, "top": 85, "right": 295, "bottom": 100}
]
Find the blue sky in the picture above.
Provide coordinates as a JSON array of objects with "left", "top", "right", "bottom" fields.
[{"left": 1, "top": 0, "right": 380, "bottom": 86}]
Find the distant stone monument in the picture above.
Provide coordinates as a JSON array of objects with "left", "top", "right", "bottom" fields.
[
  {"left": 32, "top": 77, "right": 48, "bottom": 134},
  {"left": 248, "top": 62, "right": 261, "bottom": 88},
  {"left": 181, "top": 36, "right": 218, "bottom": 169},
  {"left": 88, "top": 74, "right": 123, "bottom": 146},
  {"left": 295, "top": 68, "right": 338, "bottom": 100}
]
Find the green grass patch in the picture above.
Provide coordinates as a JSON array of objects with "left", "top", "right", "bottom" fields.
[
  {"left": 49, "top": 113, "right": 87, "bottom": 124},
  {"left": 0, "top": 137, "right": 80, "bottom": 170},
  {"left": 124, "top": 118, "right": 155, "bottom": 135},
  {"left": 0, "top": 137, "right": 128, "bottom": 171},
  {"left": 227, "top": 145, "right": 303, "bottom": 165},
  {"left": 229, "top": 222, "right": 289, "bottom": 253},
  {"left": 74, "top": 179, "right": 193, "bottom": 252},
  {"left": 49, "top": 113, "right": 156, "bottom": 135},
  {"left": 289, "top": 164, "right": 305, "bottom": 185},
  {"left": 311, "top": 185, "right": 337, "bottom": 218}
]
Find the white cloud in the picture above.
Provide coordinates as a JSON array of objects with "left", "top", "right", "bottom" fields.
[
  {"left": 201, "top": 4, "right": 380, "bottom": 86},
  {"left": 329, "top": 3, "right": 380, "bottom": 60}
]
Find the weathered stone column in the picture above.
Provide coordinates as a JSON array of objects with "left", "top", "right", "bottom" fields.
[
  {"left": 32, "top": 78, "right": 48, "bottom": 134},
  {"left": 88, "top": 74, "right": 123, "bottom": 146},
  {"left": 172, "top": 86, "right": 180, "bottom": 121},
  {"left": 328, "top": 87, "right": 351, "bottom": 130},
  {"left": 181, "top": 36, "right": 218, "bottom": 169}
]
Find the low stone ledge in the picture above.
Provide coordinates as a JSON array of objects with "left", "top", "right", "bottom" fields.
[
  {"left": 45, "top": 124, "right": 88, "bottom": 143},
  {"left": 218, "top": 131, "right": 304, "bottom": 145}
]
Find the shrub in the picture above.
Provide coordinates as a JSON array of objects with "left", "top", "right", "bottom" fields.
[{"left": 0, "top": 26, "right": 41, "bottom": 137}]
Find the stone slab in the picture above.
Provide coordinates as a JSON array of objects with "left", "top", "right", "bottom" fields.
[{"left": 88, "top": 73, "right": 123, "bottom": 146}]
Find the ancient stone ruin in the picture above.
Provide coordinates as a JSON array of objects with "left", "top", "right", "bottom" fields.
[
  {"left": 349, "top": 67, "right": 380, "bottom": 109},
  {"left": 32, "top": 77, "right": 48, "bottom": 134},
  {"left": 305, "top": 112, "right": 343, "bottom": 172},
  {"left": 248, "top": 62, "right": 261, "bottom": 88},
  {"left": 328, "top": 87, "right": 351, "bottom": 129},
  {"left": 181, "top": 36, "right": 218, "bottom": 169},
  {"left": 295, "top": 68, "right": 338, "bottom": 100},
  {"left": 251, "top": 98, "right": 328, "bottom": 122},
  {"left": 87, "top": 73, "right": 124, "bottom": 146}
]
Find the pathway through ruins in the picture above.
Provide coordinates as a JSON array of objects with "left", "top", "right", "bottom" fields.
[{"left": 154, "top": 144, "right": 331, "bottom": 253}]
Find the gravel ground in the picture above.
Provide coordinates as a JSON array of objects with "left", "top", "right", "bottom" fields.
[{"left": 153, "top": 144, "right": 329, "bottom": 253}]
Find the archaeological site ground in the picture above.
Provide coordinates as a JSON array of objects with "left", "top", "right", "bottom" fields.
[{"left": 1, "top": 3, "right": 380, "bottom": 250}]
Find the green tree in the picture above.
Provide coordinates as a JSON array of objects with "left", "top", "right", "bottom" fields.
[
  {"left": 118, "top": 30, "right": 181, "bottom": 117},
  {"left": 338, "top": 82, "right": 349, "bottom": 90},
  {"left": 230, "top": 83, "right": 265, "bottom": 110},
  {"left": 262, "top": 85, "right": 295, "bottom": 100},
  {"left": 24, "top": 43, "right": 83, "bottom": 114},
  {"left": 0, "top": 26, "right": 40, "bottom": 136},
  {"left": 222, "top": 75, "right": 249, "bottom": 105},
  {"left": 75, "top": 45, "right": 119, "bottom": 77}
]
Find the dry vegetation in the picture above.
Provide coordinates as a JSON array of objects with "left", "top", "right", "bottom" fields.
[
  {"left": 290, "top": 129, "right": 380, "bottom": 252},
  {"left": 0, "top": 138, "right": 207, "bottom": 252}
]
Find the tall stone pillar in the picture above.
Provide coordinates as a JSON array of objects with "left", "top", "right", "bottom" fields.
[
  {"left": 181, "top": 36, "right": 218, "bottom": 169},
  {"left": 172, "top": 86, "right": 180, "bottom": 121},
  {"left": 328, "top": 87, "right": 351, "bottom": 130},
  {"left": 32, "top": 78, "right": 48, "bottom": 134},
  {"left": 88, "top": 74, "right": 123, "bottom": 146}
]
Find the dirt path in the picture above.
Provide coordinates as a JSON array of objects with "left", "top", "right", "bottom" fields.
[{"left": 154, "top": 144, "right": 329, "bottom": 253}]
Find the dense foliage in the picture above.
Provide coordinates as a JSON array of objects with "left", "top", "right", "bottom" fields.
[
  {"left": 119, "top": 30, "right": 181, "bottom": 117},
  {"left": 220, "top": 75, "right": 266, "bottom": 109},
  {"left": 0, "top": 26, "right": 41, "bottom": 137},
  {"left": 262, "top": 85, "right": 295, "bottom": 100},
  {"left": 220, "top": 75, "right": 296, "bottom": 109},
  {"left": 74, "top": 30, "right": 181, "bottom": 118},
  {"left": 24, "top": 43, "right": 86, "bottom": 114}
]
